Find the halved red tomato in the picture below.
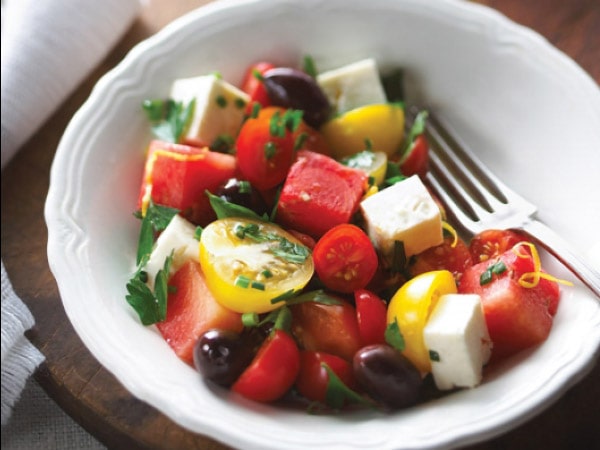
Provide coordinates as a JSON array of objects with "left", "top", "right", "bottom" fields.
[
  {"left": 410, "top": 235, "right": 473, "bottom": 281},
  {"left": 235, "top": 107, "right": 299, "bottom": 190},
  {"left": 469, "top": 229, "right": 527, "bottom": 264},
  {"left": 399, "top": 134, "right": 429, "bottom": 180},
  {"left": 291, "top": 298, "right": 362, "bottom": 361},
  {"left": 240, "top": 61, "right": 275, "bottom": 114},
  {"left": 232, "top": 329, "right": 300, "bottom": 402},
  {"left": 354, "top": 289, "right": 388, "bottom": 346},
  {"left": 312, "top": 224, "right": 378, "bottom": 293}
]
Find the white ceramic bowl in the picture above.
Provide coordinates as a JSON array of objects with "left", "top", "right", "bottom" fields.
[{"left": 46, "top": 0, "right": 600, "bottom": 448}]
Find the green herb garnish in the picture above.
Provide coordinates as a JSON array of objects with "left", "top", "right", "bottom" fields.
[
  {"left": 135, "top": 200, "right": 179, "bottom": 265},
  {"left": 206, "top": 191, "right": 268, "bottom": 222},
  {"left": 125, "top": 252, "right": 173, "bottom": 325},
  {"left": 479, "top": 260, "right": 507, "bottom": 285},
  {"left": 385, "top": 318, "right": 406, "bottom": 351},
  {"left": 324, "top": 364, "right": 375, "bottom": 410},
  {"left": 142, "top": 98, "right": 195, "bottom": 143}
]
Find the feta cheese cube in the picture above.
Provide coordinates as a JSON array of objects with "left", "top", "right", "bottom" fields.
[
  {"left": 144, "top": 214, "right": 199, "bottom": 288},
  {"left": 170, "top": 74, "right": 250, "bottom": 145},
  {"left": 423, "top": 294, "right": 492, "bottom": 390},
  {"left": 360, "top": 175, "right": 443, "bottom": 259},
  {"left": 317, "top": 58, "right": 387, "bottom": 115}
]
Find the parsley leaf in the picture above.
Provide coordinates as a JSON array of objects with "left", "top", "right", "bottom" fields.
[
  {"left": 233, "top": 222, "right": 310, "bottom": 264},
  {"left": 270, "top": 289, "right": 341, "bottom": 306},
  {"left": 142, "top": 98, "right": 196, "bottom": 143},
  {"left": 400, "top": 109, "right": 428, "bottom": 158},
  {"left": 385, "top": 319, "right": 406, "bottom": 351},
  {"left": 323, "top": 364, "right": 375, "bottom": 410},
  {"left": 125, "top": 252, "right": 173, "bottom": 325},
  {"left": 206, "top": 191, "right": 268, "bottom": 222},
  {"left": 135, "top": 200, "right": 179, "bottom": 265}
]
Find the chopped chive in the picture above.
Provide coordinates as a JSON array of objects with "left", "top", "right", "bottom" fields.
[
  {"left": 234, "top": 97, "right": 246, "bottom": 109},
  {"left": 261, "top": 269, "right": 273, "bottom": 278},
  {"left": 303, "top": 55, "right": 318, "bottom": 78},
  {"left": 429, "top": 350, "right": 441, "bottom": 362},
  {"left": 242, "top": 312, "right": 260, "bottom": 327},
  {"left": 250, "top": 102, "right": 261, "bottom": 118},
  {"left": 264, "top": 141, "right": 277, "bottom": 159},
  {"left": 235, "top": 275, "right": 251, "bottom": 288},
  {"left": 216, "top": 95, "right": 227, "bottom": 108},
  {"left": 251, "top": 281, "right": 265, "bottom": 291},
  {"left": 193, "top": 226, "right": 203, "bottom": 241},
  {"left": 293, "top": 132, "right": 308, "bottom": 151}
]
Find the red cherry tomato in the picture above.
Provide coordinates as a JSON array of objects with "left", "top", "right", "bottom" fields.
[
  {"left": 410, "top": 235, "right": 473, "bottom": 281},
  {"left": 354, "top": 289, "right": 387, "bottom": 346},
  {"left": 231, "top": 329, "right": 300, "bottom": 402},
  {"left": 400, "top": 134, "right": 429, "bottom": 179},
  {"left": 235, "top": 107, "right": 298, "bottom": 191},
  {"left": 295, "top": 351, "right": 356, "bottom": 404},
  {"left": 241, "top": 61, "right": 275, "bottom": 114},
  {"left": 312, "top": 224, "right": 378, "bottom": 293},
  {"left": 469, "top": 229, "right": 527, "bottom": 264},
  {"left": 291, "top": 298, "right": 362, "bottom": 361}
]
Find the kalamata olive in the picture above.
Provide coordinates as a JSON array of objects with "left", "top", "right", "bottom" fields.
[
  {"left": 353, "top": 344, "right": 422, "bottom": 410},
  {"left": 193, "top": 328, "right": 263, "bottom": 387},
  {"left": 262, "top": 67, "right": 331, "bottom": 128},
  {"left": 215, "top": 178, "right": 268, "bottom": 216}
]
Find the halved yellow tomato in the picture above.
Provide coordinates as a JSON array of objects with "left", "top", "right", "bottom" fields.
[
  {"left": 386, "top": 270, "right": 457, "bottom": 373},
  {"left": 199, "top": 218, "right": 314, "bottom": 313},
  {"left": 320, "top": 104, "right": 405, "bottom": 159}
]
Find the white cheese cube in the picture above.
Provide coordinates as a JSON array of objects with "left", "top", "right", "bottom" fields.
[
  {"left": 316, "top": 58, "right": 387, "bottom": 115},
  {"left": 360, "top": 175, "right": 443, "bottom": 259},
  {"left": 144, "top": 214, "right": 199, "bottom": 288},
  {"left": 170, "top": 74, "right": 250, "bottom": 145},
  {"left": 423, "top": 294, "right": 492, "bottom": 390}
]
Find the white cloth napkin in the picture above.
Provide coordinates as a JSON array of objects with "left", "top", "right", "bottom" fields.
[{"left": 1, "top": 0, "right": 142, "bottom": 427}]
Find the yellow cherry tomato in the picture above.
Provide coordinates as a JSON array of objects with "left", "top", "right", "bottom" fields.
[
  {"left": 386, "top": 270, "right": 457, "bottom": 373},
  {"left": 320, "top": 103, "right": 405, "bottom": 159},
  {"left": 341, "top": 150, "right": 388, "bottom": 186},
  {"left": 199, "top": 218, "right": 314, "bottom": 314}
]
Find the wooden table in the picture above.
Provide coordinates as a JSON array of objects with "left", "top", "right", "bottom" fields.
[{"left": 2, "top": 0, "right": 598, "bottom": 448}]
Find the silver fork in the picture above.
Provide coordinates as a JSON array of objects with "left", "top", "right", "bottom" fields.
[{"left": 407, "top": 106, "right": 600, "bottom": 298}]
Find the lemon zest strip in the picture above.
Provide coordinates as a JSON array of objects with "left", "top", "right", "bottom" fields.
[
  {"left": 442, "top": 221, "right": 458, "bottom": 248},
  {"left": 511, "top": 241, "right": 573, "bottom": 288}
]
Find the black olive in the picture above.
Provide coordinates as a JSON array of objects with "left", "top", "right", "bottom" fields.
[
  {"left": 353, "top": 344, "right": 422, "bottom": 410},
  {"left": 193, "top": 328, "right": 263, "bottom": 387},
  {"left": 262, "top": 67, "right": 331, "bottom": 128}
]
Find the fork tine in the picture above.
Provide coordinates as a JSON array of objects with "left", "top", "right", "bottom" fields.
[{"left": 425, "top": 111, "right": 508, "bottom": 205}]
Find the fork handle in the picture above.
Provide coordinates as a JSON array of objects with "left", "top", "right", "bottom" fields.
[{"left": 517, "top": 219, "right": 600, "bottom": 299}]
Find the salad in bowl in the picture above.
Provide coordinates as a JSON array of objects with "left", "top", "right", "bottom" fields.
[{"left": 125, "top": 56, "right": 570, "bottom": 411}]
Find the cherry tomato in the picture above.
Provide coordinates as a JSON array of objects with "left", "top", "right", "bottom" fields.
[
  {"left": 199, "top": 218, "right": 314, "bottom": 313},
  {"left": 312, "top": 224, "right": 378, "bottom": 293},
  {"left": 387, "top": 270, "right": 457, "bottom": 373},
  {"left": 235, "top": 106, "right": 299, "bottom": 191},
  {"left": 354, "top": 289, "right": 387, "bottom": 346},
  {"left": 295, "top": 351, "right": 356, "bottom": 404},
  {"left": 240, "top": 61, "right": 275, "bottom": 114},
  {"left": 291, "top": 298, "right": 362, "bottom": 361},
  {"left": 409, "top": 236, "right": 473, "bottom": 281},
  {"left": 320, "top": 103, "right": 405, "bottom": 159},
  {"left": 400, "top": 134, "right": 429, "bottom": 180},
  {"left": 469, "top": 229, "right": 527, "bottom": 264},
  {"left": 232, "top": 329, "right": 300, "bottom": 402}
]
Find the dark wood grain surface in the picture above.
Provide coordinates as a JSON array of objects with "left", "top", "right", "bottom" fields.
[{"left": 1, "top": 1, "right": 598, "bottom": 449}]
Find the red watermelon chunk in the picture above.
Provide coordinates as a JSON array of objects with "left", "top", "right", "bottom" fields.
[
  {"left": 137, "top": 140, "right": 236, "bottom": 226},
  {"left": 458, "top": 248, "right": 560, "bottom": 361},
  {"left": 156, "top": 260, "right": 243, "bottom": 365},
  {"left": 276, "top": 150, "right": 368, "bottom": 238}
]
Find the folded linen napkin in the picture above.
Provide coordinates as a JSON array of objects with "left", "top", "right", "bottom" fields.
[{"left": 1, "top": 0, "right": 142, "bottom": 426}]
